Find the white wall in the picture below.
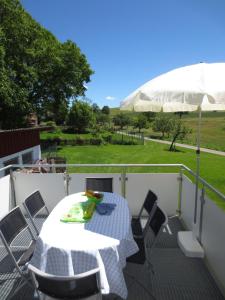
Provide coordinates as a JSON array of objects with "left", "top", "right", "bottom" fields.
[
  {"left": 14, "top": 172, "right": 179, "bottom": 216},
  {"left": 126, "top": 173, "right": 179, "bottom": 215},
  {"left": 180, "top": 176, "right": 200, "bottom": 231},
  {"left": 181, "top": 175, "right": 225, "bottom": 295},
  {"left": 14, "top": 173, "right": 66, "bottom": 212},
  {"left": 201, "top": 194, "right": 225, "bottom": 294},
  {"left": 0, "top": 145, "right": 41, "bottom": 177},
  {"left": 0, "top": 175, "right": 11, "bottom": 218}
]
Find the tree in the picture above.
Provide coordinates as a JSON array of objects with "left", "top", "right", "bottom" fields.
[
  {"left": 152, "top": 113, "right": 172, "bottom": 138},
  {"left": 66, "top": 100, "right": 95, "bottom": 133},
  {"left": 174, "top": 111, "right": 189, "bottom": 119},
  {"left": 29, "top": 39, "right": 93, "bottom": 125},
  {"left": 133, "top": 114, "right": 148, "bottom": 133},
  {"left": 0, "top": 0, "right": 37, "bottom": 128},
  {"left": 0, "top": 0, "right": 94, "bottom": 128},
  {"left": 92, "top": 103, "right": 101, "bottom": 114},
  {"left": 169, "top": 119, "right": 191, "bottom": 151},
  {"left": 96, "top": 112, "right": 110, "bottom": 127},
  {"left": 113, "top": 113, "right": 131, "bottom": 130},
  {"left": 102, "top": 105, "right": 110, "bottom": 115},
  {"left": 143, "top": 111, "right": 156, "bottom": 122}
]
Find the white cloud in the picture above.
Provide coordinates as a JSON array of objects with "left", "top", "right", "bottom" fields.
[{"left": 105, "top": 96, "right": 116, "bottom": 101}]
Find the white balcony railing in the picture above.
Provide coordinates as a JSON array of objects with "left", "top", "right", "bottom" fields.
[{"left": 0, "top": 163, "right": 225, "bottom": 296}]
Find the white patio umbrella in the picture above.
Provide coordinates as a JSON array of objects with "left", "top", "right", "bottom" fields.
[{"left": 120, "top": 62, "right": 225, "bottom": 224}]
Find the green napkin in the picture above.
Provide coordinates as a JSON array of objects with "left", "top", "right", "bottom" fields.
[{"left": 60, "top": 201, "right": 96, "bottom": 223}]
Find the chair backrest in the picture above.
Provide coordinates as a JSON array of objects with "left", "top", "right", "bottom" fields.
[
  {"left": 0, "top": 206, "right": 29, "bottom": 246},
  {"left": 150, "top": 206, "right": 168, "bottom": 237},
  {"left": 86, "top": 177, "right": 113, "bottom": 193},
  {"left": 138, "top": 190, "right": 158, "bottom": 237},
  {"left": 24, "top": 190, "right": 48, "bottom": 218},
  {"left": 0, "top": 207, "right": 35, "bottom": 274},
  {"left": 29, "top": 265, "right": 101, "bottom": 300},
  {"left": 138, "top": 189, "right": 158, "bottom": 218},
  {"left": 23, "top": 190, "right": 49, "bottom": 235}
]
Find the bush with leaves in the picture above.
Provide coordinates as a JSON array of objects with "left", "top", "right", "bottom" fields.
[{"left": 67, "top": 100, "right": 95, "bottom": 133}]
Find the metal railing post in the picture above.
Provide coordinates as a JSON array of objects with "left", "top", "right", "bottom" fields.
[
  {"left": 120, "top": 167, "right": 127, "bottom": 198},
  {"left": 63, "top": 171, "right": 71, "bottom": 196},
  {"left": 177, "top": 167, "right": 183, "bottom": 217},
  {"left": 199, "top": 185, "right": 205, "bottom": 244},
  {"left": 10, "top": 168, "right": 16, "bottom": 209}
]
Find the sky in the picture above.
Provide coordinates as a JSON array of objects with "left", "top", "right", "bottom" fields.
[{"left": 21, "top": 0, "right": 225, "bottom": 108}]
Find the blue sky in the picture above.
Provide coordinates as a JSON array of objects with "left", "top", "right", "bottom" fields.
[{"left": 21, "top": 0, "right": 225, "bottom": 108}]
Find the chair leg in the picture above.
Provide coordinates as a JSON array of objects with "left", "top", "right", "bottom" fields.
[
  {"left": 32, "top": 289, "right": 42, "bottom": 300},
  {"left": 146, "top": 258, "right": 155, "bottom": 275},
  {"left": 7, "top": 275, "right": 32, "bottom": 300},
  {"left": 124, "top": 270, "right": 157, "bottom": 300}
]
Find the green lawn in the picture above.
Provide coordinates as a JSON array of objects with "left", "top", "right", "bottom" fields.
[{"left": 56, "top": 141, "right": 225, "bottom": 210}]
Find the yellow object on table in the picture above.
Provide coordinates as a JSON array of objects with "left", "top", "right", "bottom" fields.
[{"left": 83, "top": 190, "right": 104, "bottom": 204}]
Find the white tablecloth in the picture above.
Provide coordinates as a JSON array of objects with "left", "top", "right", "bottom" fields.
[{"left": 29, "top": 192, "right": 138, "bottom": 299}]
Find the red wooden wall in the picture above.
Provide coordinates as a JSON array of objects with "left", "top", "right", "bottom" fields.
[{"left": 0, "top": 129, "right": 40, "bottom": 158}]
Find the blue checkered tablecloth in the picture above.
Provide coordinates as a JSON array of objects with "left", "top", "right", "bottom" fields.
[{"left": 29, "top": 192, "right": 138, "bottom": 299}]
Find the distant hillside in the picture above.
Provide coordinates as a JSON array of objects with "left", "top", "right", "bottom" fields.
[
  {"left": 109, "top": 109, "right": 225, "bottom": 151},
  {"left": 110, "top": 108, "right": 225, "bottom": 119}
]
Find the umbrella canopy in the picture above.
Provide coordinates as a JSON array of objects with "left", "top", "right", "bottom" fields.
[
  {"left": 120, "top": 62, "right": 225, "bottom": 228},
  {"left": 121, "top": 62, "right": 225, "bottom": 112}
]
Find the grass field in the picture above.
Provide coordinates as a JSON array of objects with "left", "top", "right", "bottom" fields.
[
  {"left": 118, "top": 111, "right": 225, "bottom": 151},
  {"left": 143, "top": 113, "right": 225, "bottom": 151},
  {"left": 55, "top": 141, "right": 225, "bottom": 210}
]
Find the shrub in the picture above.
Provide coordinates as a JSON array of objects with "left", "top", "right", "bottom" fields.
[
  {"left": 75, "top": 137, "right": 85, "bottom": 145},
  {"left": 90, "top": 138, "right": 103, "bottom": 145},
  {"left": 62, "top": 126, "right": 75, "bottom": 134},
  {"left": 45, "top": 120, "right": 57, "bottom": 127},
  {"left": 45, "top": 121, "right": 57, "bottom": 132},
  {"left": 111, "top": 138, "right": 139, "bottom": 145},
  {"left": 102, "top": 134, "right": 112, "bottom": 143},
  {"left": 53, "top": 137, "right": 61, "bottom": 145}
]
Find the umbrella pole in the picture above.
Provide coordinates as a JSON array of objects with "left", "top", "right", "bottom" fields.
[{"left": 194, "top": 106, "right": 201, "bottom": 224}]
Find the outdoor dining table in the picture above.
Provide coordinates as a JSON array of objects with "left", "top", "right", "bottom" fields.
[{"left": 29, "top": 192, "right": 139, "bottom": 299}]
